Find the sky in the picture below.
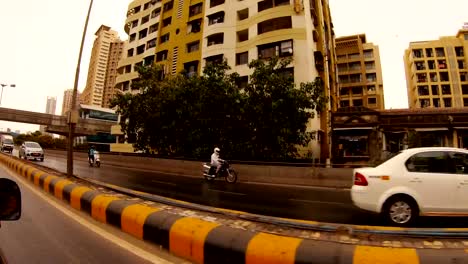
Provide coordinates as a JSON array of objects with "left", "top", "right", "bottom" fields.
[{"left": 0, "top": 0, "right": 467, "bottom": 133}]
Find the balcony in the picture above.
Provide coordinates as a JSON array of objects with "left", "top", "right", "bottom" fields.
[
  {"left": 257, "top": 16, "right": 292, "bottom": 35},
  {"left": 187, "top": 19, "right": 202, "bottom": 34},
  {"left": 207, "top": 33, "right": 223, "bottom": 46},
  {"left": 189, "top": 3, "right": 203, "bottom": 17},
  {"left": 258, "top": 0, "right": 290, "bottom": 12},
  {"left": 258, "top": 39, "right": 293, "bottom": 59},
  {"left": 208, "top": 11, "right": 225, "bottom": 25}
]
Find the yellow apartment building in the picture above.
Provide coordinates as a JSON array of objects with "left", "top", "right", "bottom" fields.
[
  {"left": 335, "top": 34, "right": 385, "bottom": 110},
  {"left": 405, "top": 28, "right": 468, "bottom": 109}
]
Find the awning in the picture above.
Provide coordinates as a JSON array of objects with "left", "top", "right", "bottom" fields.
[
  {"left": 333, "top": 127, "right": 373, "bottom": 131},
  {"left": 414, "top": 128, "right": 449, "bottom": 132}
]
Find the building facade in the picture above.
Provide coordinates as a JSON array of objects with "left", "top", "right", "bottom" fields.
[
  {"left": 405, "top": 28, "right": 468, "bottom": 109},
  {"left": 82, "top": 25, "right": 123, "bottom": 107},
  {"left": 335, "top": 34, "right": 385, "bottom": 110},
  {"left": 39, "top": 96, "right": 57, "bottom": 134},
  {"left": 61, "top": 89, "right": 81, "bottom": 116},
  {"left": 112, "top": 0, "right": 336, "bottom": 160},
  {"left": 102, "top": 41, "right": 125, "bottom": 108}
]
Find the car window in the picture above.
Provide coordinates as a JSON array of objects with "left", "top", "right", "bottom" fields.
[
  {"left": 405, "top": 151, "right": 455, "bottom": 174},
  {"left": 3, "top": 139, "right": 13, "bottom": 144},
  {"left": 449, "top": 152, "right": 468, "bottom": 174},
  {"left": 25, "top": 142, "right": 41, "bottom": 148}
]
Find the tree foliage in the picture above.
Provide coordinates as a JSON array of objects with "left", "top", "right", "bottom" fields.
[
  {"left": 110, "top": 57, "right": 327, "bottom": 161},
  {"left": 14, "top": 131, "right": 66, "bottom": 149}
]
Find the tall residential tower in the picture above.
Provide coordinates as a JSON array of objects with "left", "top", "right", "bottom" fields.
[
  {"left": 404, "top": 27, "right": 468, "bottom": 109},
  {"left": 39, "top": 96, "right": 57, "bottom": 134}
]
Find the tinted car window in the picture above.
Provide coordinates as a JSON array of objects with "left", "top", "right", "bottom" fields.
[
  {"left": 449, "top": 152, "right": 468, "bottom": 174},
  {"left": 25, "top": 142, "right": 41, "bottom": 148},
  {"left": 405, "top": 151, "right": 455, "bottom": 173}
]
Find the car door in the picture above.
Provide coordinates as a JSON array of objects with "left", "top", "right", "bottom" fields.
[
  {"left": 449, "top": 151, "right": 468, "bottom": 212},
  {"left": 404, "top": 151, "right": 457, "bottom": 213}
]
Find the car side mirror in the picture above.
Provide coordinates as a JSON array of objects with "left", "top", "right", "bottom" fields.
[{"left": 0, "top": 178, "right": 21, "bottom": 221}]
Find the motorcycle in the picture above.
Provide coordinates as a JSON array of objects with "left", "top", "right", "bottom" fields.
[
  {"left": 89, "top": 151, "right": 101, "bottom": 168},
  {"left": 202, "top": 160, "right": 238, "bottom": 183}
]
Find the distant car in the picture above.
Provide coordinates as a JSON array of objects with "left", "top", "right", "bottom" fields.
[
  {"left": 351, "top": 147, "right": 468, "bottom": 226},
  {"left": 19, "top": 141, "right": 44, "bottom": 161}
]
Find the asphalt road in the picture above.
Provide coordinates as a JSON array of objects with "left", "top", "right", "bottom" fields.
[
  {"left": 15, "top": 151, "right": 468, "bottom": 227},
  {"left": 0, "top": 163, "right": 186, "bottom": 264}
]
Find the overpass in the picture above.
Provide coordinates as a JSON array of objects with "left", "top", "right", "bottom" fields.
[{"left": 0, "top": 107, "right": 113, "bottom": 136}]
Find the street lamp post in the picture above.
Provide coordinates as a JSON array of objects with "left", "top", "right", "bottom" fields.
[
  {"left": 0, "top": 84, "right": 15, "bottom": 106},
  {"left": 67, "top": 0, "right": 94, "bottom": 177}
]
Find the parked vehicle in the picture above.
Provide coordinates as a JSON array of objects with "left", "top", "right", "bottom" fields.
[
  {"left": 89, "top": 151, "right": 101, "bottom": 167},
  {"left": 202, "top": 160, "right": 238, "bottom": 183},
  {"left": 0, "top": 134, "right": 14, "bottom": 153},
  {"left": 19, "top": 141, "right": 44, "bottom": 161},
  {"left": 351, "top": 147, "right": 468, "bottom": 226}
]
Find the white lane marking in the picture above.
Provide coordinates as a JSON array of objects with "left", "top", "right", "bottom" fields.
[
  {"left": 151, "top": 180, "right": 177, "bottom": 186},
  {"left": 288, "top": 198, "right": 347, "bottom": 206},
  {"left": 208, "top": 189, "right": 246, "bottom": 196},
  {"left": 2, "top": 164, "right": 177, "bottom": 264}
]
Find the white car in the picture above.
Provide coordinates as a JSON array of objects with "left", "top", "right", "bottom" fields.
[
  {"left": 351, "top": 147, "right": 468, "bottom": 226},
  {"left": 19, "top": 141, "right": 44, "bottom": 161}
]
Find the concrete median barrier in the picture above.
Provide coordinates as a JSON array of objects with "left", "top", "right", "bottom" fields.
[
  {"left": 2, "top": 153, "right": 467, "bottom": 264},
  {"left": 44, "top": 149, "right": 353, "bottom": 188}
]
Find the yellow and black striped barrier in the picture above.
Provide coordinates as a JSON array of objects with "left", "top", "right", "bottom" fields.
[{"left": 2, "top": 154, "right": 468, "bottom": 264}]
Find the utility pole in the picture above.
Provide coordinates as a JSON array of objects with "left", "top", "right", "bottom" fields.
[{"left": 67, "top": 0, "right": 94, "bottom": 177}]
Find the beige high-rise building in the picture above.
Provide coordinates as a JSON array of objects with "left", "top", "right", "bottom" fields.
[
  {"left": 335, "top": 34, "right": 385, "bottom": 110},
  {"left": 40, "top": 96, "right": 57, "bottom": 134},
  {"left": 61, "top": 89, "right": 81, "bottom": 116},
  {"left": 405, "top": 27, "right": 468, "bottom": 109},
  {"left": 103, "top": 41, "right": 125, "bottom": 108},
  {"left": 82, "top": 25, "right": 123, "bottom": 107}
]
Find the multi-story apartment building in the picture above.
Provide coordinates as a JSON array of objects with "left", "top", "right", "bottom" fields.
[
  {"left": 112, "top": 0, "right": 336, "bottom": 161},
  {"left": 335, "top": 34, "right": 384, "bottom": 110},
  {"left": 61, "top": 89, "right": 81, "bottom": 116},
  {"left": 82, "top": 25, "right": 123, "bottom": 107},
  {"left": 39, "top": 96, "right": 57, "bottom": 134},
  {"left": 405, "top": 27, "right": 468, "bottom": 109}
]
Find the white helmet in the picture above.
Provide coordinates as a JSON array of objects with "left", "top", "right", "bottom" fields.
[{"left": 214, "top": 147, "right": 220, "bottom": 153}]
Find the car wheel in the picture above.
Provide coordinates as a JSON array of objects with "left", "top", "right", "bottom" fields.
[{"left": 383, "top": 195, "right": 419, "bottom": 226}]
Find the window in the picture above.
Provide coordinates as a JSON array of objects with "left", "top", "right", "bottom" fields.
[
  {"left": 441, "top": 84, "right": 451, "bottom": 95},
  {"left": 352, "top": 87, "right": 362, "bottom": 95},
  {"left": 187, "top": 19, "right": 202, "bottom": 33},
  {"left": 210, "top": 0, "right": 225, "bottom": 8},
  {"left": 425, "top": 48, "right": 433, "bottom": 57},
  {"left": 149, "top": 23, "right": 159, "bottom": 33},
  {"left": 144, "top": 2, "right": 150, "bottom": 10},
  {"left": 415, "top": 61, "right": 425, "bottom": 70},
  {"left": 186, "top": 41, "right": 200, "bottom": 53},
  {"left": 419, "top": 99, "right": 430, "bottom": 108},
  {"left": 131, "top": 20, "right": 138, "bottom": 28},
  {"left": 163, "top": 17, "right": 172, "bottom": 27},
  {"left": 127, "top": 48, "right": 134, "bottom": 57},
  {"left": 405, "top": 151, "right": 453, "bottom": 173},
  {"left": 412, "top": 49, "right": 423, "bottom": 58},
  {"left": 144, "top": 55, "right": 155, "bottom": 66},
  {"left": 236, "top": 76, "right": 248, "bottom": 88},
  {"left": 124, "top": 65, "right": 132, "bottom": 73},
  {"left": 455, "top": 46, "right": 464, "bottom": 57},
  {"left": 238, "top": 8, "right": 249, "bottom": 20},
  {"left": 208, "top": 11, "right": 224, "bottom": 25},
  {"left": 436, "top": 47, "right": 445, "bottom": 57},
  {"left": 417, "top": 73, "right": 427, "bottom": 83},
  {"left": 139, "top": 28, "right": 148, "bottom": 39},
  {"left": 460, "top": 72, "right": 468, "bottom": 82},
  {"left": 189, "top": 3, "right": 203, "bottom": 16},
  {"left": 365, "top": 61, "right": 375, "bottom": 70},
  {"left": 258, "top": 39, "right": 293, "bottom": 59},
  {"left": 433, "top": 98, "right": 440, "bottom": 107},
  {"left": 418, "top": 85, "right": 429, "bottom": 96},
  {"left": 257, "top": 16, "right": 292, "bottom": 35},
  {"left": 340, "top": 100, "right": 350, "bottom": 107},
  {"left": 142, "top": 15, "right": 150, "bottom": 24},
  {"left": 352, "top": 99, "right": 363, "bottom": 107},
  {"left": 130, "top": 33, "right": 136, "bottom": 42},
  {"left": 134, "top": 6, "right": 141, "bottom": 13},
  {"left": 151, "top": 8, "right": 161, "bottom": 18},
  {"left": 207, "top": 33, "right": 223, "bottom": 46},
  {"left": 163, "top": 1, "right": 173, "bottom": 11},
  {"left": 147, "top": 38, "right": 157, "bottom": 49},
  {"left": 428, "top": 60, "right": 436, "bottom": 70},
  {"left": 431, "top": 85, "right": 439, "bottom": 95},
  {"left": 444, "top": 98, "right": 452, "bottom": 107},
  {"left": 465, "top": 34, "right": 468, "bottom": 41},
  {"left": 464, "top": 98, "right": 468, "bottom": 107},
  {"left": 366, "top": 73, "right": 376, "bottom": 82},
  {"left": 449, "top": 152, "right": 468, "bottom": 174},
  {"left": 156, "top": 50, "right": 168, "bottom": 61},
  {"left": 205, "top": 54, "right": 224, "bottom": 65},
  {"left": 459, "top": 60, "right": 466, "bottom": 70},
  {"left": 236, "top": 52, "right": 248, "bottom": 65},
  {"left": 463, "top": 85, "right": 468, "bottom": 95},
  {"left": 340, "top": 88, "right": 348, "bottom": 96},
  {"left": 160, "top": 33, "right": 170, "bottom": 43},
  {"left": 258, "top": 0, "right": 289, "bottom": 12},
  {"left": 430, "top": 72, "right": 438, "bottom": 82},
  {"left": 237, "top": 29, "right": 248, "bottom": 42},
  {"left": 363, "top": 50, "right": 373, "bottom": 58},
  {"left": 440, "top": 72, "right": 449, "bottom": 82},
  {"left": 184, "top": 61, "right": 199, "bottom": 77},
  {"left": 137, "top": 45, "right": 145, "bottom": 55},
  {"left": 367, "top": 85, "right": 376, "bottom": 93},
  {"left": 367, "top": 97, "right": 377, "bottom": 105}
]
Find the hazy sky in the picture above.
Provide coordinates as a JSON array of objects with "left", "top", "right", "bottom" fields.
[{"left": 0, "top": 0, "right": 467, "bottom": 133}]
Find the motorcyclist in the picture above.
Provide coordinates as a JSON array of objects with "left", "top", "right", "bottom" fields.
[
  {"left": 88, "top": 145, "right": 96, "bottom": 164},
  {"left": 210, "top": 147, "right": 223, "bottom": 175}
]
